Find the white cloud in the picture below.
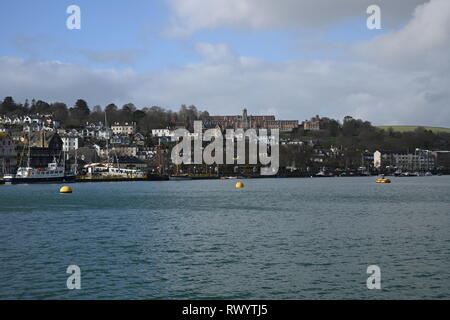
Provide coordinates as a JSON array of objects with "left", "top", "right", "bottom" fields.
[
  {"left": 166, "top": 0, "right": 428, "bottom": 35},
  {"left": 0, "top": 57, "right": 139, "bottom": 106},
  {"left": 1, "top": 0, "right": 449, "bottom": 127},
  {"left": 357, "top": 0, "right": 450, "bottom": 71}
]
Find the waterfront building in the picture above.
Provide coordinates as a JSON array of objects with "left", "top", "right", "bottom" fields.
[
  {"left": 67, "top": 147, "right": 100, "bottom": 170},
  {"left": 27, "top": 131, "right": 63, "bottom": 168},
  {"left": 107, "top": 156, "right": 146, "bottom": 170},
  {"left": 431, "top": 151, "right": 450, "bottom": 169},
  {"left": 393, "top": 152, "right": 435, "bottom": 171},
  {"left": 374, "top": 151, "right": 382, "bottom": 169},
  {"left": 0, "top": 133, "right": 17, "bottom": 175}
]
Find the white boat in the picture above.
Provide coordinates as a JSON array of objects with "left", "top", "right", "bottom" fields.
[
  {"left": 4, "top": 135, "right": 75, "bottom": 184},
  {"left": 4, "top": 160, "right": 75, "bottom": 184},
  {"left": 107, "top": 166, "right": 146, "bottom": 178}
]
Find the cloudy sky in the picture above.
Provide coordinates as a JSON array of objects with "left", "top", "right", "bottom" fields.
[{"left": 0, "top": 0, "right": 449, "bottom": 126}]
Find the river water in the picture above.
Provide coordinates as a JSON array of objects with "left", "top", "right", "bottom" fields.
[{"left": 0, "top": 176, "right": 449, "bottom": 299}]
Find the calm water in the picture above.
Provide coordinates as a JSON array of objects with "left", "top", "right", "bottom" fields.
[{"left": 0, "top": 176, "right": 449, "bottom": 299}]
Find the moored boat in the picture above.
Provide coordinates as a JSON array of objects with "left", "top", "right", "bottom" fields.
[
  {"left": 375, "top": 175, "right": 391, "bottom": 183},
  {"left": 4, "top": 161, "right": 75, "bottom": 184}
]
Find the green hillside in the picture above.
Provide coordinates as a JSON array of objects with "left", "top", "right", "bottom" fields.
[{"left": 377, "top": 126, "right": 450, "bottom": 133}]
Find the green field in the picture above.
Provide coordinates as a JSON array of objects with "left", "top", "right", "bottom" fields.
[{"left": 377, "top": 126, "right": 450, "bottom": 133}]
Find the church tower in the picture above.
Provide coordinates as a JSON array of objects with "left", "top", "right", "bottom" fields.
[{"left": 242, "top": 108, "right": 248, "bottom": 129}]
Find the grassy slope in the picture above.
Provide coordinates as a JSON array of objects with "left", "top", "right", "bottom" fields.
[{"left": 377, "top": 126, "right": 450, "bottom": 133}]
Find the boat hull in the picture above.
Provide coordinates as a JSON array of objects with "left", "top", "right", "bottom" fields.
[
  {"left": 4, "top": 175, "right": 76, "bottom": 184},
  {"left": 169, "top": 175, "right": 192, "bottom": 181},
  {"left": 147, "top": 174, "right": 169, "bottom": 181}
]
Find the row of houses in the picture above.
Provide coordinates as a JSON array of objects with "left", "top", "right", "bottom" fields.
[{"left": 0, "top": 114, "right": 60, "bottom": 128}]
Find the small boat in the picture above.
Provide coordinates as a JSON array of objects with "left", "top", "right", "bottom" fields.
[
  {"left": 375, "top": 175, "right": 391, "bottom": 184},
  {"left": 316, "top": 170, "right": 333, "bottom": 177}
]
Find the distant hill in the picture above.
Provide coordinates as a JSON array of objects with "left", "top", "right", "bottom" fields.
[{"left": 377, "top": 126, "right": 450, "bottom": 133}]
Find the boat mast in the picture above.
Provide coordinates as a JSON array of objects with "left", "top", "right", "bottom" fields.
[
  {"left": 105, "top": 111, "right": 110, "bottom": 163},
  {"left": 74, "top": 149, "right": 78, "bottom": 175},
  {"left": 27, "top": 133, "right": 31, "bottom": 168}
]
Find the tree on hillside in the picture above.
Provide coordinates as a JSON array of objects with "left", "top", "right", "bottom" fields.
[{"left": 0, "top": 96, "right": 17, "bottom": 115}]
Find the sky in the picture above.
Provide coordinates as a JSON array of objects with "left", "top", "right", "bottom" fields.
[{"left": 0, "top": 0, "right": 449, "bottom": 126}]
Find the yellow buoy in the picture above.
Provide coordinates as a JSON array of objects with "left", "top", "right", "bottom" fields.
[
  {"left": 235, "top": 181, "right": 244, "bottom": 189},
  {"left": 60, "top": 186, "right": 73, "bottom": 193}
]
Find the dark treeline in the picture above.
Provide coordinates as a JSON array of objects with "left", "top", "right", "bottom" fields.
[
  {"left": 0, "top": 96, "right": 210, "bottom": 133},
  {"left": 287, "top": 115, "right": 450, "bottom": 151},
  {"left": 281, "top": 115, "right": 450, "bottom": 168}
]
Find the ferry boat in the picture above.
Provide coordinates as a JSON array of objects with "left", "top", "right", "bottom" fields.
[
  {"left": 107, "top": 166, "right": 146, "bottom": 178},
  {"left": 3, "top": 160, "right": 75, "bottom": 184},
  {"left": 84, "top": 162, "right": 146, "bottom": 179}
]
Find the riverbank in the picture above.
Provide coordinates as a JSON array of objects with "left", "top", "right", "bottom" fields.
[{"left": 1, "top": 172, "right": 448, "bottom": 185}]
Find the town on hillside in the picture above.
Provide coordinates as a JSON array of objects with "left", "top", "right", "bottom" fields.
[{"left": 1, "top": 97, "right": 450, "bottom": 181}]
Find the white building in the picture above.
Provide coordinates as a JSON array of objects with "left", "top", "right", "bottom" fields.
[
  {"left": 392, "top": 152, "right": 435, "bottom": 171},
  {"left": 111, "top": 122, "right": 136, "bottom": 135},
  {"left": 374, "top": 151, "right": 382, "bottom": 169},
  {"left": 152, "top": 129, "right": 173, "bottom": 137},
  {"left": 61, "top": 135, "right": 79, "bottom": 152}
]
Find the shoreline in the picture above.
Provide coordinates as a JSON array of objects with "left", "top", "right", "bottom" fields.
[{"left": 1, "top": 173, "right": 448, "bottom": 185}]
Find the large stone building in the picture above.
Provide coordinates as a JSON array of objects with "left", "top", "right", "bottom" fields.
[
  {"left": 207, "top": 109, "right": 298, "bottom": 132},
  {"left": 303, "top": 116, "right": 321, "bottom": 131},
  {"left": 0, "top": 133, "right": 17, "bottom": 175}
]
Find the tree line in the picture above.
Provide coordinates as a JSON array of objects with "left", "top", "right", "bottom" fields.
[
  {"left": 0, "top": 96, "right": 209, "bottom": 133},
  {"left": 281, "top": 115, "right": 450, "bottom": 168}
]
